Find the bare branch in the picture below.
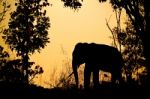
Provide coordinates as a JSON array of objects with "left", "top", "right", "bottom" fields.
[{"left": 105, "top": 18, "right": 118, "bottom": 49}]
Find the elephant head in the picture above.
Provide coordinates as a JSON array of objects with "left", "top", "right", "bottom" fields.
[{"left": 72, "top": 43, "right": 88, "bottom": 87}]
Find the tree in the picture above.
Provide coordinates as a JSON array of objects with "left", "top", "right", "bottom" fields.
[
  {"left": 3, "top": 0, "right": 50, "bottom": 84},
  {"left": 105, "top": 6, "right": 146, "bottom": 85},
  {"left": 0, "top": 0, "right": 10, "bottom": 80},
  {"left": 102, "top": 0, "right": 150, "bottom": 84},
  {"left": 111, "top": 17, "right": 146, "bottom": 84},
  {"left": 0, "top": 46, "right": 9, "bottom": 77},
  {"left": 61, "top": 0, "right": 150, "bottom": 84},
  {"left": 121, "top": 19, "right": 146, "bottom": 84},
  {"left": 0, "top": 0, "right": 10, "bottom": 30}
]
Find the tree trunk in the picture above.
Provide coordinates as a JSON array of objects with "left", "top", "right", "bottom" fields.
[{"left": 22, "top": 54, "right": 29, "bottom": 84}]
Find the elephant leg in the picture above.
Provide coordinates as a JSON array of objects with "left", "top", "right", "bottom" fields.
[
  {"left": 116, "top": 71, "right": 123, "bottom": 85},
  {"left": 111, "top": 73, "right": 116, "bottom": 84},
  {"left": 112, "top": 68, "right": 122, "bottom": 85},
  {"left": 112, "top": 71, "right": 120, "bottom": 85},
  {"left": 84, "top": 64, "right": 91, "bottom": 89},
  {"left": 93, "top": 68, "right": 99, "bottom": 89}
]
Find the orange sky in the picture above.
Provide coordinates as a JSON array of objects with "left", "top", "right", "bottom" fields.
[
  {"left": 1, "top": 0, "right": 123, "bottom": 88},
  {"left": 30, "top": 0, "right": 118, "bottom": 87}
]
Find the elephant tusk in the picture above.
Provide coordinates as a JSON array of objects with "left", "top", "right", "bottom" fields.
[{"left": 68, "top": 72, "right": 74, "bottom": 78}]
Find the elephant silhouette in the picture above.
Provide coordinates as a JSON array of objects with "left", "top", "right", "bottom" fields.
[{"left": 72, "top": 42, "right": 124, "bottom": 89}]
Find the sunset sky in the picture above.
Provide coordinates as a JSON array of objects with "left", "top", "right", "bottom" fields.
[{"left": 1, "top": 0, "right": 124, "bottom": 88}]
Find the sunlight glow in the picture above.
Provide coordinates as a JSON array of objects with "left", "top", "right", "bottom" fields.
[
  {"left": 30, "top": 0, "right": 116, "bottom": 88},
  {"left": 1, "top": 0, "right": 121, "bottom": 88}
]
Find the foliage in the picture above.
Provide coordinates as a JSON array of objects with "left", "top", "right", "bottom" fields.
[
  {"left": 111, "top": 18, "right": 146, "bottom": 84},
  {"left": 104, "top": 0, "right": 148, "bottom": 84},
  {"left": 0, "top": 46, "right": 9, "bottom": 80},
  {"left": 0, "top": 0, "right": 10, "bottom": 81},
  {"left": 1, "top": 56, "right": 43, "bottom": 83},
  {"left": 0, "top": 0, "right": 10, "bottom": 65},
  {"left": 0, "top": 59, "right": 22, "bottom": 82},
  {"left": 29, "top": 65, "right": 44, "bottom": 83},
  {"left": 61, "top": 0, "right": 82, "bottom": 9},
  {"left": 0, "top": 0, "right": 10, "bottom": 31},
  {"left": 121, "top": 19, "right": 145, "bottom": 71},
  {"left": 2, "top": 0, "right": 50, "bottom": 83},
  {"left": 61, "top": 0, "right": 150, "bottom": 84},
  {"left": 105, "top": 3, "right": 146, "bottom": 84}
]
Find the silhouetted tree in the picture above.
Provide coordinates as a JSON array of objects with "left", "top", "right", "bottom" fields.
[
  {"left": 61, "top": 0, "right": 150, "bottom": 84},
  {"left": 106, "top": 8, "right": 122, "bottom": 51},
  {"left": 61, "top": 0, "right": 82, "bottom": 9},
  {"left": 0, "top": 59, "right": 22, "bottom": 83},
  {"left": 0, "top": 46, "right": 9, "bottom": 80},
  {"left": 110, "top": 17, "right": 146, "bottom": 84},
  {"left": 0, "top": 0, "right": 10, "bottom": 30},
  {"left": 0, "top": 0, "right": 10, "bottom": 80},
  {"left": 2, "top": 0, "right": 50, "bottom": 84},
  {"left": 106, "top": 7, "right": 146, "bottom": 84},
  {"left": 0, "top": 0, "right": 10, "bottom": 53}
]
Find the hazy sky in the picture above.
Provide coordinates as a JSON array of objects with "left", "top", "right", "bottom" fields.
[
  {"left": 30, "top": 0, "right": 118, "bottom": 87},
  {"left": 1, "top": 0, "right": 119, "bottom": 88}
]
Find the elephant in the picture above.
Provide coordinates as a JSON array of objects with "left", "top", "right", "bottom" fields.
[{"left": 72, "top": 42, "right": 124, "bottom": 89}]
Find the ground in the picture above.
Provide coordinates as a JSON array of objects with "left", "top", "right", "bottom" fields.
[{"left": 0, "top": 81, "right": 149, "bottom": 98}]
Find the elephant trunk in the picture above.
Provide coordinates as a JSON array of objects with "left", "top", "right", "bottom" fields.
[{"left": 72, "top": 61, "right": 79, "bottom": 88}]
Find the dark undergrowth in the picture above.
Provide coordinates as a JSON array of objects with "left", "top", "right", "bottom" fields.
[{"left": 0, "top": 81, "right": 149, "bottom": 98}]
